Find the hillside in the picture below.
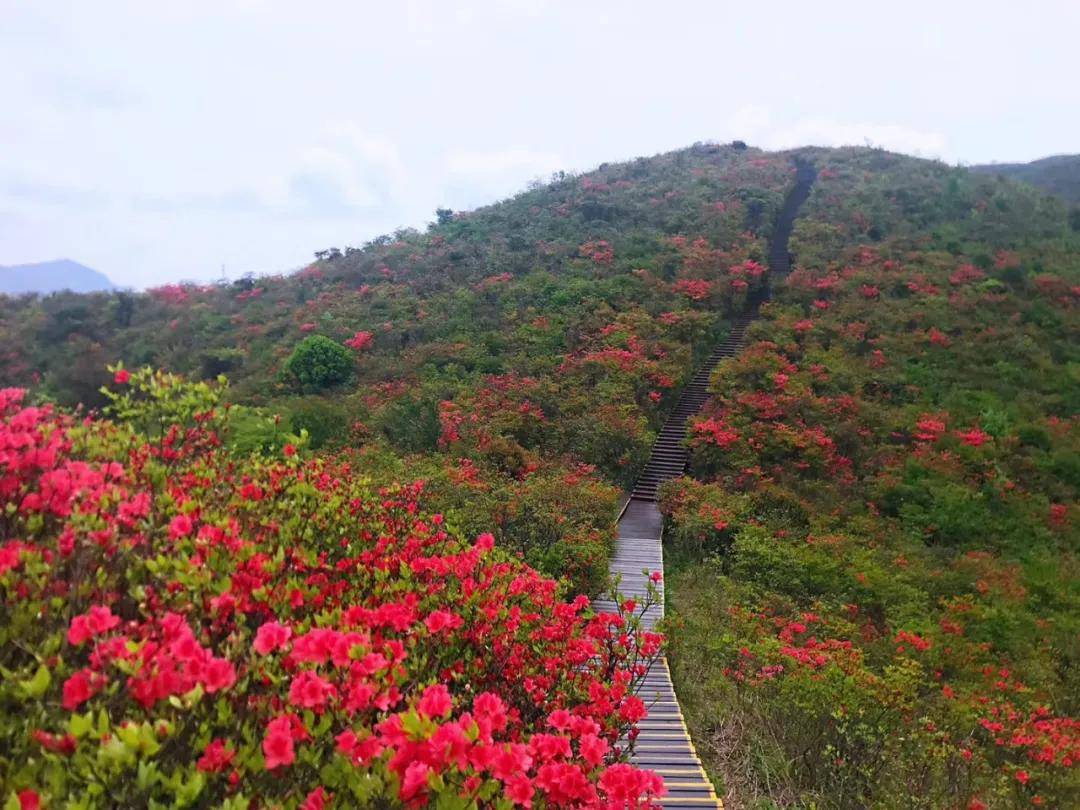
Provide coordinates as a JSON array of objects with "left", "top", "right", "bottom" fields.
[
  {"left": 971, "top": 153, "right": 1080, "bottom": 204},
  {"left": 1, "top": 144, "right": 1078, "bottom": 808},
  {"left": 0, "top": 143, "right": 799, "bottom": 594},
  {"left": 665, "top": 147, "right": 1079, "bottom": 808},
  {"left": 0, "top": 259, "right": 116, "bottom": 295}
]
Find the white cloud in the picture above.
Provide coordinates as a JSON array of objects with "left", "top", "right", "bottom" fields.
[
  {"left": 780, "top": 118, "right": 947, "bottom": 158},
  {"left": 446, "top": 148, "right": 564, "bottom": 176},
  {"left": 439, "top": 148, "right": 565, "bottom": 212},
  {"left": 728, "top": 105, "right": 948, "bottom": 159},
  {"left": 292, "top": 147, "right": 379, "bottom": 207},
  {"left": 239, "top": 126, "right": 415, "bottom": 216},
  {"left": 406, "top": 0, "right": 548, "bottom": 32}
]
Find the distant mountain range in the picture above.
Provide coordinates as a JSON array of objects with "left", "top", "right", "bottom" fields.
[
  {"left": 0, "top": 259, "right": 116, "bottom": 295},
  {"left": 970, "top": 154, "right": 1080, "bottom": 203}
]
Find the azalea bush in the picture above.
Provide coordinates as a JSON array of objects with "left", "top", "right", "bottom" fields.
[{"left": 0, "top": 369, "right": 667, "bottom": 808}]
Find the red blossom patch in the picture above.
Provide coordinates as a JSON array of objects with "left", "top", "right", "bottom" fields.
[{"left": 0, "top": 375, "right": 666, "bottom": 806}]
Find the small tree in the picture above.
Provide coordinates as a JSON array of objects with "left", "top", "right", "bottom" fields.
[{"left": 284, "top": 335, "right": 352, "bottom": 392}]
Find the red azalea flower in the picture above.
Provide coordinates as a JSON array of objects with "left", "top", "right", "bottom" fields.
[
  {"left": 579, "top": 732, "right": 609, "bottom": 767},
  {"left": 289, "top": 671, "right": 336, "bottom": 709},
  {"left": 424, "top": 610, "right": 462, "bottom": 634},
  {"left": 300, "top": 787, "right": 331, "bottom": 810},
  {"left": 32, "top": 730, "right": 78, "bottom": 756},
  {"left": 68, "top": 605, "right": 120, "bottom": 646},
  {"left": 202, "top": 657, "right": 236, "bottom": 693},
  {"left": 400, "top": 761, "right": 432, "bottom": 801},
  {"left": 956, "top": 427, "right": 990, "bottom": 447},
  {"left": 62, "top": 670, "right": 98, "bottom": 711},
  {"left": 197, "top": 738, "right": 236, "bottom": 773},
  {"left": 505, "top": 774, "right": 534, "bottom": 806},
  {"left": 263, "top": 716, "right": 297, "bottom": 769},
  {"left": 168, "top": 514, "right": 193, "bottom": 539},
  {"left": 417, "top": 683, "right": 453, "bottom": 719},
  {"left": 253, "top": 621, "right": 292, "bottom": 655}
]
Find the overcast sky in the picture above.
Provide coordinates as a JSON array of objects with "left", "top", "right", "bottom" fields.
[{"left": 2, "top": 0, "right": 1078, "bottom": 288}]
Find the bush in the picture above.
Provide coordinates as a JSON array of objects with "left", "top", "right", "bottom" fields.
[
  {"left": 374, "top": 395, "right": 441, "bottom": 453},
  {"left": 0, "top": 371, "right": 666, "bottom": 808},
  {"left": 285, "top": 335, "right": 353, "bottom": 392}
]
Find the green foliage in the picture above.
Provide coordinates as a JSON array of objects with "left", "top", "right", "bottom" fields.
[
  {"left": 224, "top": 405, "right": 291, "bottom": 455},
  {"left": 970, "top": 154, "right": 1080, "bottom": 204},
  {"left": 285, "top": 396, "right": 350, "bottom": 450},
  {"left": 374, "top": 394, "right": 441, "bottom": 452},
  {"left": 101, "top": 365, "right": 225, "bottom": 440},
  {"left": 284, "top": 335, "right": 353, "bottom": 392}
]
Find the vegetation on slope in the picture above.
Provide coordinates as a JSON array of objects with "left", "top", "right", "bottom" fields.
[
  {"left": 0, "top": 144, "right": 794, "bottom": 594},
  {"left": 971, "top": 154, "right": 1080, "bottom": 205},
  {"left": 662, "top": 147, "right": 1079, "bottom": 808}
]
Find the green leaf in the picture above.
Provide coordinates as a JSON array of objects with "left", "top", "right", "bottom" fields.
[
  {"left": 19, "top": 663, "right": 51, "bottom": 699},
  {"left": 175, "top": 770, "right": 205, "bottom": 806},
  {"left": 69, "top": 711, "right": 94, "bottom": 738},
  {"left": 399, "top": 708, "right": 425, "bottom": 738}
]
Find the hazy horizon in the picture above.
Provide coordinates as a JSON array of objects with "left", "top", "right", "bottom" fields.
[{"left": 3, "top": 0, "right": 1078, "bottom": 288}]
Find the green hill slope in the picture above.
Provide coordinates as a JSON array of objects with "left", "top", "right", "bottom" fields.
[
  {"left": 664, "top": 147, "right": 1079, "bottom": 808},
  {"left": 971, "top": 153, "right": 1080, "bottom": 204},
  {"left": 1, "top": 142, "right": 796, "bottom": 593}
]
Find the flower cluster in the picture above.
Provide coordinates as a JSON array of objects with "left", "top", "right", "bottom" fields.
[{"left": 1, "top": 371, "right": 666, "bottom": 807}]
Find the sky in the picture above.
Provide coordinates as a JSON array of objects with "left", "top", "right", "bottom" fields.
[{"left": 2, "top": 0, "right": 1078, "bottom": 288}]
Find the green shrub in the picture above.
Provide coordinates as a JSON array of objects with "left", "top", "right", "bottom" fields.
[{"left": 284, "top": 335, "right": 353, "bottom": 392}]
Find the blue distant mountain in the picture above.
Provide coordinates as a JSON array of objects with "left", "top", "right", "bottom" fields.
[{"left": 0, "top": 259, "right": 116, "bottom": 295}]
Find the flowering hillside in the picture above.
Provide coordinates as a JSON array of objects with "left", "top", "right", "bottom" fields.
[
  {"left": 663, "top": 147, "right": 1079, "bottom": 808},
  {"left": 0, "top": 370, "right": 665, "bottom": 807},
  {"left": 0, "top": 144, "right": 795, "bottom": 595},
  {"left": 2, "top": 143, "right": 1078, "bottom": 808}
]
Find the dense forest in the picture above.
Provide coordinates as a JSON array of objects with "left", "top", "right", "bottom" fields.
[{"left": 1, "top": 144, "right": 1077, "bottom": 808}]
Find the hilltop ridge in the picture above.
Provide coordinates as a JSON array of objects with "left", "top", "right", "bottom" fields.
[{"left": 971, "top": 153, "right": 1080, "bottom": 203}]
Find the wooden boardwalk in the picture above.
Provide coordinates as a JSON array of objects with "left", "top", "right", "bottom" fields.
[
  {"left": 594, "top": 158, "right": 817, "bottom": 809},
  {"left": 593, "top": 498, "right": 723, "bottom": 808}
]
